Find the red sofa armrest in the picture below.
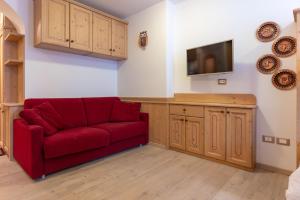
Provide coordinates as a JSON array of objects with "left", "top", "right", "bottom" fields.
[
  {"left": 139, "top": 112, "right": 149, "bottom": 144},
  {"left": 13, "top": 119, "right": 45, "bottom": 179}
]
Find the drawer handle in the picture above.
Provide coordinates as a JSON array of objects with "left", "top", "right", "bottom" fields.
[
  {"left": 183, "top": 108, "right": 186, "bottom": 112},
  {"left": 220, "top": 111, "right": 225, "bottom": 113}
]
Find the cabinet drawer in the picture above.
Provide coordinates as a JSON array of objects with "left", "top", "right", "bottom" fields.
[{"left": 170, "top": 105, "right": 204, "bottom": 117}]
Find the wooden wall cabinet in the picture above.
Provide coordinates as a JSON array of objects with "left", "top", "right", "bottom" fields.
[
  {"left": 40, "top": 0, "right": 70, "bottom": 47},
  {"left": 70, "top": 4, "right": 93, "bottom": 52},
  {"left": 34, "top": 0, "right": 128, "bottom": 60}
]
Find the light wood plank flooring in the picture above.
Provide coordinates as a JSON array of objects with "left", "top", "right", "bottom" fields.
[{"left": 0, "top": 145, "right": 288, "bottom": 200}]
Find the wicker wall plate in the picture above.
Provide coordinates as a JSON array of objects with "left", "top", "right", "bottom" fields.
[
  {"left": 256, "top": 22, "right": 280, "bottom": 42},
  {"left": 272, "top": 36, "right": 297, "bottom": 57},
  {"left": 256, "top": 54, "right": 280, "bottom": 74},
  {"left": 272, "top": 69, "right": 297, "bottom": 90}
]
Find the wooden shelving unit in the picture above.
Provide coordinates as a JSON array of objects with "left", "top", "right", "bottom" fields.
[
  {"left": 4, "top": 33, "right": 24, "bottom": 42},
  {"left": 0, "top": 14, "right": 25, "bottom": 160},
  {"left": 4, "top": 59, "right": 23, "bottom": 66}
]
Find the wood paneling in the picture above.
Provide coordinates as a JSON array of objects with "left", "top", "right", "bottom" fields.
[
  {"left": 70, "top": 4, "right": 93, "bottom": 52},
  {"left": 204, "top": 107, "right": 226, "bottom": 160},
  {"left": 93, "top": 13, "right": 112, "bottom": 56},
  {"left": 41, "top": 0, "right": 70, "bottom": 47},
  {"left": 186, "top": 117, "right": 204, "bottom": 155},
  {"left": 226, "top": 108, "right": 253, "bottom": 168},
  {"left": 112, "top": 19, "right": 127, "bottom": 59},
  {"left": 140, "top": 103, "right": 169, "bottom": 147},
  {"left": 169, "top": 115, "right": 186, "bottom": 150}
]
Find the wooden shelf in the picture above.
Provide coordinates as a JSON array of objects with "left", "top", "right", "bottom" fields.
[
  {"left": 4, "top": 59, "right": 23, "bottom": 66},
  {"left": 4, "top": 33, "right": 24, "bottom": 42}
]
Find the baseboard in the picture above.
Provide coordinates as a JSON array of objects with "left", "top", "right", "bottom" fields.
[
  {"left": 149, "top": 142, "right": 168, "bottom": 149},
  {"left": 256, "top": 163, "right": 293, "bottom": 176}
]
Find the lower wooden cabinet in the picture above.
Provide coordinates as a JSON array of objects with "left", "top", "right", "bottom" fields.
[
  {"left": 226, "top": 108, "right": 253, "bottom": 168},
  {"left": 169, "top": 115, "right": 186, "bottom": 151},
  {"left": 204, "top": 107, "right": 226, "bottom": 160},
  {"left": 186, "top": 117, "right": 204, "bottom": 155},
  {"left": 169, "top": 104, "right": 255, "bottom": 170}
]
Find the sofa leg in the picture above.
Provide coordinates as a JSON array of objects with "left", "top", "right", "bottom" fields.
[
  {"left": 139, "top": 144, "right": 143, "bottom": 147},
  {"left": 41, "top": 175, "right": 46, "bottom": 180}
]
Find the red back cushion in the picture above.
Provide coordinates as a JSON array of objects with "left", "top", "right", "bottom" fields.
[
  {"left": 24, "top": 98, "right": 87, "bottom": 129},
  {"left": 34, "top": 102, "right": 65, "bottom": 130},
  {"left": 83, "top": 97, "right": 120, "bottom": 125},
  {"left": 20, "top": 109, "right": 57, "bottom": 136},
  {"left": 110, "top": 101, "right": 141, "bottom": 122}
]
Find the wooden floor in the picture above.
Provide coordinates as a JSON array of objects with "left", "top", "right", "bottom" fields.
[{"left": 0, "top": 145, "right": 288, "bottom": 200}]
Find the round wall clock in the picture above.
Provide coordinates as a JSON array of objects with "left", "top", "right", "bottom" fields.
[
  {"left": 272, "top": 36, "right": 297, "bottom": 57},
  {"left": 256, "top": 54, "right": 281, "bottom": 74},
  {"left": 256, "top": 22, "right": 280, "bottom": 42},
  {"left": 272, "top": 69, "right": 297, "bottom": 90}
]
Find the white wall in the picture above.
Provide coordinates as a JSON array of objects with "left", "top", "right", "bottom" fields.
[
  {"left": 4, "top": 0, "right": 118, "bottom": 98},
  {"left": 118, "top": 1, "right": 172, "bottom": 97},
  {"left": 118, "top": 0, "right": 299, "bottom": 171},
  {"left": 173, "top": 0, "right": 299, "bottom": 171}
]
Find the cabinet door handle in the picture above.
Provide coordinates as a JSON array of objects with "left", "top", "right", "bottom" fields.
[
  {"left": 183, "top": 108, "right": 186, "bottom": 112},
  {"left": 112, "top": 49, "right": 116, "bottom": 52},
  {"left": 66, "top": 39, "right": 70, "bottom": 42},
  {"left": 70, "top": 40, "right": 74, "bottom": 43},
  {"left": 220, "top": 111, "right": 225, "bottom": 113},
  {"left": 109, "top": 49, "right": 112, "bottom": 51},
  {"left": 227, "top": 111, "right": 230, "bottom": 114}
]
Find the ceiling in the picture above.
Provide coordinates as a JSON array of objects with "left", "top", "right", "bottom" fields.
[{"left": 78, "top": 0, "right": 163, "bottom": 18}]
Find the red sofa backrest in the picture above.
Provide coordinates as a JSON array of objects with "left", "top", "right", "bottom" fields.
[
  {"left": 24, "top": 97, "right": 120, "bottom": 129},
  {"left": 82, "top": 97, "right": 120, "bottom": 125}
]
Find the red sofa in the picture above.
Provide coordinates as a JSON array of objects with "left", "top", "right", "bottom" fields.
[{"left": 13, "top": 97, "right": 149, "bottom": 179}]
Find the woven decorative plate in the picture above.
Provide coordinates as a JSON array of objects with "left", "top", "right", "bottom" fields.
[
  {"left": 256, "top": 22, "right": 280, "bottom": 42},
  {"left": 272, "top": 69, "right": 297, "bottom": 90},
  {"left": 272, "top": 36, "right": 297, "bottom": 57},
  {"left": 257, "top": 54, "right": 281, "bottom": 74}
]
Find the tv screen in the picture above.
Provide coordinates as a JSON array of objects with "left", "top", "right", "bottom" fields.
[{"left": 187, "top": 40, "right": 233, "bottom": 75}]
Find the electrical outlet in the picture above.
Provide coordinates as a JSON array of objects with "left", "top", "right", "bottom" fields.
[
  {"left": 276, "top": 138, "right": 290, "bottom": 146},
  {"left": 218, "top": 79, "right": 227, "bottom": 85},
  {"left": 262, "top": 135, "right": 275, "bottom": 144}
]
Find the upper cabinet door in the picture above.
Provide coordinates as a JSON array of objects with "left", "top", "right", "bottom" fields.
[
  {"left": 204, "top": 107, "right": 226, "bottom": 161},
  {"left": 112, "top": 20, "right": 127, "bottom": 59},
  {"left": 41, "top": 0, "right": 70, "bottom": 47},
  {"left": 70, "top": 4, "right": 93, "bottom": 52},
  {"left": 226, "top": 108, "right": 253, "bottom": 168},
  {"left": 93, "top": 13, "right": 112, "bottom": 56}
]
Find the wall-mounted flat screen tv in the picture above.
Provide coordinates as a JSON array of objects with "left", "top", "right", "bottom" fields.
[{"left": 187, "top": 40, "right": 233, "bottom": 75}]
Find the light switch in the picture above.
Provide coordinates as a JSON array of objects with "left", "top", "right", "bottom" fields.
[
  {"left": 276, "top": 138, "right": 290, "bottom": 146},
  {"left": 262, "top": 135, "right": 275, "bottom": 144},
  {"left": 218, "top": 79, "right": 227, "bottom": 85}
]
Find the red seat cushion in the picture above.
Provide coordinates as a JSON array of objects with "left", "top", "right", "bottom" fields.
[
  {"left": 44, "top": 127, "right": 110, "bottom": 159},
  {"left": 93, "top": 122, "right": 147, "bottom": 143},
  {"left": 82, "top": 97, "right": 120, "bottom": 126},
  {"left": 110, "top": 101, "right": 141, "bottom": 122},
  {"left": 20, "top": 109, "right": 58, "bottom": 136}
]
